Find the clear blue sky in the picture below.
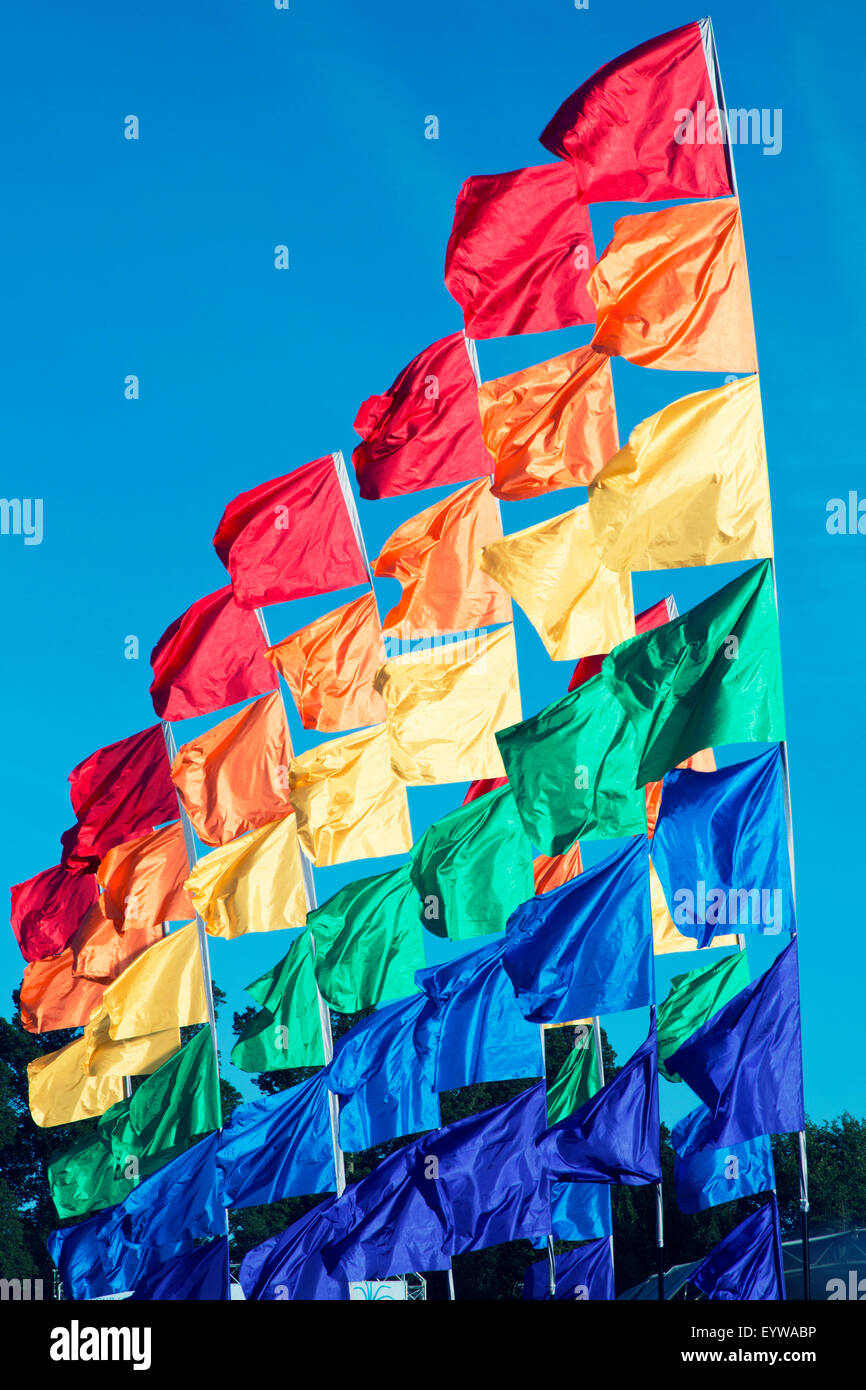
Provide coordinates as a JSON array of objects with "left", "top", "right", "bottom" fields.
[{"left": 2, "top": 1, "right": 863, "bottom": 1129}]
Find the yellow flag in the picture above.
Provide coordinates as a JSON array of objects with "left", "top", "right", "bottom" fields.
[
  {"left": 650, "top": 860, "right": 736, "bottom": 954},
  {"left": 589, "top": 375, "right": 773, "bottom": 571},
  {"left": 186, "top": 815, "right": 308, "bottom": 939},
  {"left": 374, "top": 625, "right": 521, "bottom": 784},
  {"left": 28, "top": 1037, "right": 124, "bottom": 1127},
  {"left": 81, "top": 1007, "right": 179, "bottom": 1078},
  {"left": 479, "top": 506, "right": 635, "bottom": 661},
  {"left": 101, "top": 923, "right": 208, "bottom": 1041},
  {"left": 288, "top": 725, "right": 412, "bottom": 867}
]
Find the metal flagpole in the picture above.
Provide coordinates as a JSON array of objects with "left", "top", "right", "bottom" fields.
[
  {"left": 591, "top": 1016, "right": 616, "bottom": 1289},
  {"left": 539, "top": 1023, "right": 557, "bottom": 1298}
]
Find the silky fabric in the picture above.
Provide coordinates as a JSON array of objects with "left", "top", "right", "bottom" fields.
[
  {"left": 569, "top": 595, "right": 674, "bottom": 692},
  {"left": 536, "top": 1026, "right": 661, "bottom": 1185},
  {"left": 48, "top": 1131, "right": 134, "bottom": 1222},
  {"left": 504, "top": 836, "right": 653, "bottom": 1024},
  {"left": 374, "top": 477, "right": 511, "bottom": 637},
  {"left": 666, "top": 941, "right": 805, "bottom": 1148},
  {"left": 185, "top": 814, "right": 307, "bottom": 939},
  {"left": 589, "top": 376, "right": 772, "bottom": 571},
  {"left": 444, "top": 163, "right": 596, "bottom": 339},
  {"left": 60, "top": 724, "right": 177, "bottom": 874},
  {"left": 523, "top": 1238, "right": 614, "bottom": 1301},
  {"left": 49, "top": 1207, "right": 193, "bottom": 1302},
  {"left": 672, "top": 1103, "right": 775, "bottom": 1215},
  {"left": 497, "top": 673, "right": 647, "bottom": 853},
  {"left": 546, "top": 1033, "right": 601, "bottom": 1124},
  {"left": 462, "top": 775, "right": 507, "bottom": 805},
  {"left": 231, "top": 932, "right": 325, "bottom": 1071},
  {"left": 216, "top": 1070, "right": 335, "bottom": 1209},
  {"left": 10, "top": 862, "right": 97, "bottom": 962},
  {"left": 479, "top": 345, "right": 617, "bottom": 500},
  {"left": 651, "top": 860, "right": 737, "bottom": 955},
  {"left": 589, "top": 199, "right": 756, "bottom": 373},
  {"left": 533, "top": 840, "right": 583, "bottom": 893},
  {"left": 548, "top": 1182, "right": 612, "bottom": 1243},
  {"left": 412, "top": 939, "right": 544, "bottom": 1091},
  {"left": 19, "top": 948, "right": 107, "bottom": 1033},
  {"left": 309, "top": 863, "right": 424, "bottom": 1013},
  {"left": 479, "top": 504, "right": 635, "bottom": 661},
  {"left": 239, "top": 1199, "right": 347, "bottom": 1302},
  {"left": 70, "top": 896, "right": 163, "bottom": 983},
  {"left": 101, "top": 923, "right": 207, "bottom": 1041},
  {"left": 652, "top": 748, "right": 795, "bottom": 948},
  {"left": 288, "top": 723, "right": 412, "bottom": 866},
  {"left": 540, "top": 20, "right": 732, "bottom": 202},
  {"left": 601, "top": 561, "right": 785, "bottom": 785},
  {"left": 28, "top": 1037, "right": 125, "bottom": 1127},
  {"left": 149, "top": 585, "right": 278, "bottom": 721},
  {"left": 264, "top": 591, "right": 386, "bottom": 733},
  {"left": 692, "top": 1197, "right": 785, "bottom": 1300},
  {"left": 130, "top": 1237, "right": 230, "bottom": 1301},
  {"left": 352, "top": 332, "right": 490, "bottom": 499},
  {"left": 170, "top": 691, "right": 293, "bottom": 847},
  {"left": 213, "top": 455, "right": 367, "bottom": 607},
  {"left": 409, "top": 784, "right": 535, "bottom": 940},
  {"left": 327, "top": 993, "right": 440, "bottom": 1151},
  {"left": 81, "top": 1007, "right": 179, "bottom": 1078},
  {"left": 97, "top": 821, "right": 192, "bottom": 932},
  {"left": 657, "top": 951, "right": 750, "bottom": 1082},
  {"left": 375, "top": 626, "right": 521, "bottom": 784}
]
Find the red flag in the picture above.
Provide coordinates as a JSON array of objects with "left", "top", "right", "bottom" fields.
[
  {"left": 213, "top": 456, "right": 367, "bottom": 607},
  {"left": 462, "top": 776, "right": 508, "bottom": 806},
  {"left": 149, "top": 586, "right": 278, "bottom": 721},
  {"left": 540, "top": 21, "right": 733, "bottom": 203},
  {"left": 352, "top": 333, "right": 490, "bottom": 500},
  {"left": 568, "top": 596, "right": 674, "bottom": 692},
  {"left": 10, "top": 864, "right": 97, "bottom": 963},
  {"left": 60, "top": 725, "right": 178, "bottom": 874},
  {"left": 445, "top": 163, "right": 596, "bottom": 339}
]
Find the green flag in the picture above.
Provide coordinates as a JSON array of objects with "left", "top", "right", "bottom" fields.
[
  {"left": 409, "top": 785, "right": 534, "bottom": 939},
  {"left": 546, "top": 1028, "right": 602, "bottom": 1123},
  {"left": 308, "top": 863, "right": 424, "bottom": 1013},
  {"left": 97, "top": 1026, "right": 220, "bottom": 1179},
  {"left": 48, "top": 1130, "right": 134, "bottom": 1222},
  {"left": 657, "top": 950, "right": 751, "bottom": 1082},
  {"left": 496, "top": 675, "right": 647, "bottom": 853},
  {"left": 231, "top": 931, "right": 325, "bottom": 1072},
  {"left": 602, "top": 560, "right": 785, "bottom": 786}
]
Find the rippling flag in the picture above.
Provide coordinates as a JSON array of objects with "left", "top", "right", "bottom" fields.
[
  {"left": 185, "top": 814, "right": 307, "bottom": 940},
  {"left": 672, "top": 1103, "right": 776, "bottom": 1215},
  {"left": 170, "top": 692, "right": 293, "bottom": 846},
  {"left": 546, "top": 1031, "right": 601, "bottom": 1124},
  {"left": 523, "top": 1238, "right": 614, "bottom": 1301},
  {"left": 462, "top": 776, "right": 507, "bottom": 805},
  {"left": 327, "top": 994, "right": 440, "bottom": 1150},
  {"left": 569, "top": 596, "right": 674, "bottom": 693},
  {"left": 81, "top": 1007, "right": 178, "bottom": 1079},
  {"left": 533, "top": 840, "right": 583, "bottom": 893},
  {"left": 19, "top": 948, "right": 107, "bottom": 1034},
  {"left": 216, "top": 1070, "right": 335, "bottom": 1208},
  {"left": 504, "top": 837, "right": 652, "bottom": 1024},
  {"left": 48, "top": 1130, "right": 133, "bottom": 1222},
  {"left": 48, "top": 1207, "right": 192, "bottom": 1302},
  {"left": 231, "top": 932, "right": 324, "bottom": 1072},
  {"left": 101, "top": 923, "right": 207, "bottom": 1040},
  {"left": 352, "top": 333, "right": 490, "bottom": 499},
  {"left": 374, "top": 478, "right": 510, "bottom": 636},
  {"left": 309, "top": 864, "right": 424, "bottom": 1013},
  {"left": 650, "top": 860, "right": 737, "bottom": 955},
  {"left": 150, "top": 586, "right": 278, "bottom": 720},
  {"left": 480, "top": 505, "right": 634, "bottom": 661},
  {"left": 666, "top": 941, "right": 805, "bottom": 1147},
  {"left": 97, "top": 822, "right": 192, "bottom": 932},
  {"left": 289, "top": 724, "right": 412, "bottom": 866},
  {"left": 590, "top": 199, "right": 756, "bottom": 373},
  {"left": 413, "top": 939, "right": 543, "bottom": 1091},
  {"left": 10, "top": 863, "right": 97, "bottom": 962},
  {"left": 28, "top": 1037, "right": 125, "bottom": 1127},
  {"left": 444, "top": 163, "right": 596, "bottom": 339},
  {"left": 130, "top": 1237, "right": 230, "bottom": 1301},
  {"left": 692, "top": 1197, "right": 785, "bottom": 1300},
  {"left": 70, "top": 897, "right": 163, "bottom": 983},
  {"left": 657, "top": 952, "right": 750, "bottom": 1082},
  {"left": 479, "top": 346, "right": 617, "bottom": 500},
  {"left": 540, "top": 20, "right": 733, "bottom": 201},
  {"left": 602, "top": 561, "right": 785, "bottom": 785},
  {"left": 409, "top": 784, "right": 534, "bottom": 940},
  {"left": 60, "top": 724, "right": 178, "bottom": 874},
  {"left": 264, "top": 591, "right": 387, "bottom": 733},
  {"left": 240, "top": 1199, "right": 347, "bottom": 1302}
]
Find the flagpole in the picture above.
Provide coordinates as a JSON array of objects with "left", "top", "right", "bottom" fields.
[
  {"left": 253, "top": 608, "right": 346, "bottom": 1197},
  {"left": 538, "top": 1023, "right": 558, "bottom": 1297},
  {"left": 591, "top": 1016, "right": 617, "bottom": 1291}
]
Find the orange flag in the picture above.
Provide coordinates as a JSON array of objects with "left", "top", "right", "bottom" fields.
[
  {"left": 533, "top": 840, "right": 583, "bottom": 894},
  {"left": 70, "top": 896, "right": 163, "bottom": 983},
  {"left": 97, "top": 822, "right": 193, "bottom": 931},
  {"left": 20, "top": 951, "right": 107, "bottom": 1034},
  {"left": 265, "top": 592, "right": 387, "bottom": 734},
  {"left": 479, "top": 346, "right": 618, "bottom": 501},
  {"left": 589, "top": 199, "right": 757, "bottom": 373},
  {"left": 373, "top": 478, "right": 511, "bottom": 637},
  {"left": 170, "top": 692, "right": 293, "bottom": 846}
]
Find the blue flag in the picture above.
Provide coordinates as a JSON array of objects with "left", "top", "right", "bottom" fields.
[
  {"left": 672, "top": 1104, "right": 776, "bottom": 1215},
  {"left": 327, "top": 993, "right": 440, "bottom": 1150},
  {"left": 536, "top": 1026, "right": 661, "bottom": 1185},
  {"left": 413, "top": 938, "right": 543, "bottom": 1090},
  {"left": 216, "top": 1069, "right": 334, "bottom": 1208},
  {"left": 652, "top": 749, "right": 795, "bottom": 948},
  {"left": 320, "top": 1083, "right": 552, "bottom": 1282},
  {"left": 239, "top": 1198, "right": 348, "bottom": 1301},
  {"left": 129, "top": 1237, "right": 230, "bottom": 1300},
  {"left": 503, "top": 836, "right": 652, "bottom": 1023},
  {"left": 547, "top": 1182, "right": 612, "bottom": 1243},
  {"left": 666, "top": 941, "right": 804, "bottom": 1148},
  {"left": 523, "top": 1238, "right": 614, "bottom": 1301},
  {"left": 692, "top": 1197, "right": 785, "bottom": 1300}
]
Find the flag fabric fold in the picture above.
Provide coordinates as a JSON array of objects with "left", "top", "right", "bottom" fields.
[
  {"left": 691, "top": 1197, "right": 785, "bottom": 1300},
  {"left": 20, "top": 949, "right": 108, "bottom": 1034},
  {"left": 327, "top": 993, "right": 440, "bottom": 1150},
  {"left": 231, "top": 932, "right": 325, "bottom": 1072},
  {"left": 10, "top": 863, "right": 97, "bottom": 962},
  {"left": 546, "top": 1030, "right": 601, "bottom": 1125},
  {"left": 308, "top": 864, "right": 424, "bottom": 1013},
  {"left": 28, "top": 1037, "right": 125, "bottom": 1128},
  {"left": 129, "top": 1237, "right": 231, "bottom": 1301},
  {"left": 216, "top": 1070, "right": 335, "bottom": 1208},
  {"left": 185, "top": 814, "right": 307, "bottom": 940},
  {"left": 101, "top": 923, "right": 207, "bottom": 1041},
  {"left": 149, "top": 586, "right": 279, "bottom": 720},
  {"left": 60, "top": 725, "right": 177, "bottom": 874},
  {"left": 672, "top": 1103, "right": 776, "bottom": 1215},
  {"left": 264, "top": 591, "right": 387, "bottom": 733},
  {"left": 523, "top": 1239, "right": 614, "bottom": 1301},
  {"left": 657, "top": 951, "right": 751, "bottom": 1081},
  {"left": 533, "top": 840, "right": 583, "bottom": 894},
  {"left": 97, "top": 822, "right": 192, "bottom": 932}
]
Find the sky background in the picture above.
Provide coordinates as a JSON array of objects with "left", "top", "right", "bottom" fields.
[{"left": 2, "top": 0, "right": 864, "bottom": 1136}]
